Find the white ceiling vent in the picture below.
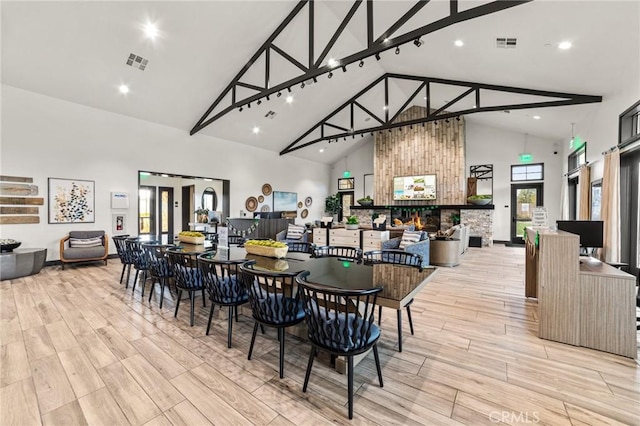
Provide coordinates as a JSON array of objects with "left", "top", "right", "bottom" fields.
[
  {"left": 496, "top": 38, "right": 517, "bottom": 48},
  {"left": 265, "top": 111, "right": 277, "bottom": 119},
  {"left": 126, "top": 53, "right": 148, "bottom": 70}
]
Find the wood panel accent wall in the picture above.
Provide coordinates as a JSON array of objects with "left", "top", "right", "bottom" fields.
[
  {"left": 0, "top": 176, "right": 41, "bottom": 224},
  {"left": 374, "top": 106, "right": 465, "bottom": 205}
]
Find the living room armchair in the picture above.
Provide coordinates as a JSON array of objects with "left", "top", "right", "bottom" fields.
[
  {"left": 382, "top": 230, "right": 430, "bottom": 267},
  {"left": 60, "top": 230, "right": 108, "bottom": 269}
]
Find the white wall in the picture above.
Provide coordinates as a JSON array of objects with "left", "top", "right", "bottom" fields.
[
  {"left": 329, "top": 139, "right": 375, "bottom": 199},
  {"left": 0, "top": 85, "right": 330, "bottom": 261}
]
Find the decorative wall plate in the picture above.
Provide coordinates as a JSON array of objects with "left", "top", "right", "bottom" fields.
[
  {"left": 261, "top": 184, "right": 272, "bottom": 196},
  {"left": 301, "top": 209, "right": 308, "bottom": 219},
  {"left": 305, "top": 196, "right": 312, "bottom": 207},
  {"left": 297, "top": 201, "right": 303, "bottom": 208},
  {"left": 258, "top": 195, "right": 264, "bottom": 203},
  {"left": 245, "top": 196, "right": 258, "bottom": 212},
  {"left": 261, "top": 205, "right": 270, "bottom": 212}
]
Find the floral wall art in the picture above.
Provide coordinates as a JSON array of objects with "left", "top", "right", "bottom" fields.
[{"left": 48, "top": 178, "right": 95, "bottom": 223}]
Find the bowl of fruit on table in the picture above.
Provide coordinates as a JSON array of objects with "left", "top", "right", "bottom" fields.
[
  {"left": 177, "top": 231, "right": 205, "bottom": 245},
  {"left": 244, "top": 239, "right": 289, "bottom": 258}
]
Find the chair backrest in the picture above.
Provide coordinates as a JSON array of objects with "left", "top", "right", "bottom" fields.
[
  {"left": 228, "top": 235, "right": 245, "bottom": 246},
  {"left": 296, "top": 271, "right": 382, "bottom": 354},
  {"left": 142, "top": 243, "right": 175, "bottom": 278},
  {"left": 363, "top": 249, "right": 423, "bottom": 271},
  {"left": 167, "top": 249, "right": 206, "bottom": 290},
  {"left": 312, "top": 245, "right": 362, "bottom": 262},
  {"left": 198, "top": 253, "right": 247, "bottom": 305},
  {"left": 286, "top": 241, "right": 314, "bottom": 254},
  {"left": 125, "top": 238, "right": 158, "bottom": 269},
  {"left": 239, "top": 261, "right": 304, "bottom": 326},
  {"left": 112, "top": 235, "right": 131, "bottom": 263}
]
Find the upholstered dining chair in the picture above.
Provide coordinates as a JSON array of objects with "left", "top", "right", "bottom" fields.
[
  {"left": 111, "top": 234, "right": 131, "bottom": 284},
  {"left": 239, "top": 261, "right": 306, "bottom": 378},
  {"left": 296, "top": 270, "right": 384, "bottom": 419},
  {"left": 167, "top": 249, "right": 207, "bottom": 326},
  {"left": 142, "top": 243, "right": 175, "bottom": 308},
  {"left": 197, "top": 253, "right": 249, "bottom": 348},
  {"left": 363, "top": 249, "right": 423, "bottom": 352},
  {"left": 312, "top": 245, "right": 362, "bottom": 262}
]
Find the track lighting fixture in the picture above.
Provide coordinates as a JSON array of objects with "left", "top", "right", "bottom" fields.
[
  {"left": 359, "top": 60, "right": 364, "bottom": 67},
  {"left": 343, "top": 137, "right": 346, "bottom": 141},
  {"left": 456, "top": 116, "right": 461, "bottom": 121},
  {"left": 257, "top": 99, "right": 262, "bottom": 105},
  {"left": 375, "top": 53, "right": 381, "bottom": 60},
  {"left": 328, "top": 72, "right": 333, "bottom": 79},
  {"left": 266, "top": 95, "right": 270, "bottom": 101},
  {"left": 277, "top": 91, "right": 282, "bottom": 97},
  {"left": 410, "top": 125, "right": 413, "bottom": 129},
  {"left": 445, "top": 118, "right": 450, "bottom": 123},
  {"left": 342, "top": 66, "right": 347, "bottom": 72},
  {"left": 313, "top": 77, "right": 317, "bottom": 83},
  {"left": 388, "top": 129, "right": 392, "bottom": 132},
  {"left": 248, "top": 103, "right": 251, "bottom": 108},
  {"left": 239, "top": 107, "right": 243, "bottom": 112},
  {"left": 361, "top": 134, "right": 364, "bottom": 138},
  {"left": 413, "top": 38, "right": 423, "bottom": 47},
  {"left": 287, "top": 87, "right": 292, "bottom": 92},
  {"left": 300, "top": 82, "right": 305, "bottom": 88},
  {"left": 395, "top": 47, "right": 400, "bottom": 55},
  {"left": 434, "top": 120, "right": 438, "bottom": 125}
]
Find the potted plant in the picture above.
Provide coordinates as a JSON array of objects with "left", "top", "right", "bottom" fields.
[
  {"left": 345, "top": 215, "right": 359, "bottom": 230},
  {"left": 195, "top": 207, "right": 209, "bottom": 223},
  {"left": 357, "top": 195, "right": 374, "bottom": 206},
  {"left": 324, "top": 193, "right": 341, "bottom": 216}
]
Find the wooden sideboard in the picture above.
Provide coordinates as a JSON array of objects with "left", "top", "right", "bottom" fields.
[
  {"left": 312, "top": 228, "right": 390, "bottom": 251},
  {"left": 525, "top": 228, "right": 636, "bottom": 358}
]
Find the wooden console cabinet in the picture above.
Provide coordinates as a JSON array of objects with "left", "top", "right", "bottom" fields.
[{"left": 525, "top": 228, "right": 636, "bottom": 358}]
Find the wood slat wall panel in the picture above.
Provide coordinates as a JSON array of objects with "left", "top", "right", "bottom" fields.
[
  {"left": 0, "top": 183, "right": 39, "bottom": 196},
  {"left": 0, "top": 216, "right": 40, "bottom": 224},
  {"left": 374, "top": 106, "right": 465, "bottom": 206},
  {"left": 0, "top": 175, "right": 33, "bottom": 183},
  {"left": 0, "top": 207, "right": 39, "bottom": 215},
  {"left": 0, "top": 197, "right": 44, "bottom": 205}
]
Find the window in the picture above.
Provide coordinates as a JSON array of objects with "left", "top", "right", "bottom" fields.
[
  {"left": 511, "top": 163, "right": 544, "bottom": 181},
  {"left": 568, "top": 143, "right": 587, "bottom": 173},
  {"left": 338, "top": 177, "right": 354, "bottom": 190}
]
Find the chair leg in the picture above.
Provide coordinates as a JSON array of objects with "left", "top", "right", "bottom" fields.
[
  {"left": 119, "top": 264, "right": 126, "bottom": 283},
  {"left": 202, "top": 289, "right": 206, "bottom": 307},
  {"left": 303, "top": 347, "right": 316, "bottom": 392},
  {"left": 148, "top": 281, "right": 155, "bottom": 302},
  {"left": 260, "top": 324, "right": 265, "bottom": 334},
  {"left": 190, "top": 292, "right": 195, "bottom": 327},
  {"left": 234, "top": 305, "right": 239, "bottom": 322},
  {"left": 248, "top": 322, "right": 259, "bottom": 360},
  {"left": 140, "top": 270, "right": 147, "bottom": 298},
  {"left": 378, "top": 305, "right": 382, "bottom": 325},
  {"left": 206, "top": 304, "right": 215, "bottom": 335},
  {"left": 174, "top": 290, "right": 182, "bottom": 318},
  {"left": 406, "top": 302, "right": 414, "bottom": 336},
  {"left": 278, "top": 328, "right": 285, "bottom": 379},
  {"left": 373, "top": 344, "right": 383, "bottom": 388},
  {"left": 227, "top": 306, "right": 233, "bottom": 348},
  {"left": 159, "top": 279, "right": 166, "bottom": 309},
  {"left": 397, "top": 309, "right": 403, "bottom": 352},
  {"left": 125, "top": 264, "right": 132, "bottom": 289},
  {"left": 133, "top": 269, "right": 140, "bottom": 288},
  {"left": 347, "top": 355, "right": 354, "bottom": 419}
]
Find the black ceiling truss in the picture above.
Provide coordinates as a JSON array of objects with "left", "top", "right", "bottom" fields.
[
  {"left": 190, "top": 0, "right": 533, "bottom": 136},
  {"left": 279, "top": 73, "right": 603, "bottom": 155}
]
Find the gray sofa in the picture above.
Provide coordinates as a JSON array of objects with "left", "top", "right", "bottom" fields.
[{"left": 59, "top": 230, "right": 108, "bottom": 269}]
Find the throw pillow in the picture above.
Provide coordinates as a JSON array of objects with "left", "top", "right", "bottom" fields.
[
  {"left": 69, "top": 237, "right": 102, "bottom": 248},
  {"left": 286, "top": 224, "right": 305, "bottom": 240},
  {"left": 399, "top": 230, "right": 422, "bottom": 250}
]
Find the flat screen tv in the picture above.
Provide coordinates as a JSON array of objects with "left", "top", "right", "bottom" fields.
[
  {"left": 556, "top": 220, "right": 604, "bottom": 248},
  {"left": 273, "top": 191, "right": 297, "bottom": 211},
  {"left": 393, "top": 174, "right": 436, "bottom": 201}
]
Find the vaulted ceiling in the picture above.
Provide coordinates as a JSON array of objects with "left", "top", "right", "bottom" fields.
[{"left": 2, "top": 1, "right": 638, "bottom": 164}]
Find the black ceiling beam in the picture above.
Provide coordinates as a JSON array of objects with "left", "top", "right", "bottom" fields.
[
  {"left": 190, "top": 0, "right": 532, "bottom": 136},
  {"left": 374, "top": 1, "right": 430, "bottom": 44},
  {"left": 279, "top": 73, "right": 603, "bottom": 155}
]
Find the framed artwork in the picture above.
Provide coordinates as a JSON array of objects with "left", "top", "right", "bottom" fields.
[
  {"left": 338, "top": 177, "right": 354, "bottom": 190},
  {"left": 48, "top": 178, "right": 95, "bottom": 223},
  {"left": 112, "top": 213, "right": 127, "bottom": 235}
]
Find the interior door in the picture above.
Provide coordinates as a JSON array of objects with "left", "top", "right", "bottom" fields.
[
  {"left": 338, "top": 191, "right": 354, "bottom": 222},
  {"left": 158, "top": 186, "right": 174, "bottom": 244},
  {"left": 511, "top": 183, "right": 543, "bottom": 244},
  {"left": 139, "top": 186, "right": 156, "bottom": 236},
  {"left": 620, "top": 149, "right": 639, "bottom": 278}
]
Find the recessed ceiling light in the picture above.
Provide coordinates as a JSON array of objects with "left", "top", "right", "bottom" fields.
[
  {"left": 319, "top": 148, "right": 325, "bottom": 153},
  {"left": 423, "top": 96, "right": 427, "bottom": 100},
  {"left": 252, "top": 126, "right": 260, "bottom": 134},
  {"left": 327, "top": 58, "right": 339, "bottom": 68},
  {"left": 383, "top": 38, "right": 389, "bottom": 43},
  {"left": 285, "top": 95, "right": 293, "bottom": 104},
  {"left": 558, "top": 41, "right": 572, "bottom": 50},
  {"left": 144, "top": 22, "right": 158, "bottom": 39},
  {"left": 119, "top": 84, "right": 129, "bottom": 94},
  {"left": 533, "top": 115, "right": 541, "bottom": 120},
  {"left": 454, "top": 40, "right": 464, "bottom": 47},
  {"left": 383, "top": 105, "right": 388, "bottom": 110},
  {"left": 161, "top": 174, "right": 169, "bottom": 177}
]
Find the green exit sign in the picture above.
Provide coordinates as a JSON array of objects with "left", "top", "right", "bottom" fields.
[
  {"left": 343, "top": 170, "right": 351, "bottom": 178},
  {"left": 519, "top": 153, "right": 533, "bottom": 163}
]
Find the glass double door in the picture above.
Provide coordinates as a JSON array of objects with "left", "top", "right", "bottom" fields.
[
  {"left": 139, "top": 186, "right": 174, "bottom": 244},
  {"left": 510, "top": 183, "right": 543, "bottom": 244}
]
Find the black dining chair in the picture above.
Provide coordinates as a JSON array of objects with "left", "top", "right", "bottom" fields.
[
  {"left": 197, "top": 253, "right": 249, "bottom": 348},
  {"left": 312, "top": 245, "right": 362, "bottom": 262},
  {"left": 167, "top": 249, "right": 207, "bottom": 326},
  {"left": 111, "top": 235, "right": 131, "bottom": 285},
  {"left": 125, "top": 238, "right": 158, "bottom": 297},
  {"left": 285, "top": 241, "right": 315, "bottom": 254},
  {"left": 296, "top": 270, "right": 384, "bottom": 419},
  {"left": 239, "top": 261, "right": 306, "bottom": 378},
  {"left": 228, "top": 235, "right": 245, "bottom": 246},
  {"left": 142, "top": 243, "right": 175, "bottom": 308},
  {"left": 363, "top": 249, "right": 423, "bottom": 352}
]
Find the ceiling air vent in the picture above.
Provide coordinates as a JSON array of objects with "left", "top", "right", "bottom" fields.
[
  {"left": 265, "top": 111, "right": 277, "bottom": 119},
  {"left": 126, "top": 53, "right": 148, "bottom": 71},
  {"left": 496, "top": 38, "right": 517, "bottom": 48}
]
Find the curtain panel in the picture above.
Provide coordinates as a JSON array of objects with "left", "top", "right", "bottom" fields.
[{"left": 600, "top": 150, "right": 620, "bottom": 262}]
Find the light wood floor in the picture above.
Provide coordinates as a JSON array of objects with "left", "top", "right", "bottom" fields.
[{"left": 1, "top": 244, "right": 638, "bottom": 425}]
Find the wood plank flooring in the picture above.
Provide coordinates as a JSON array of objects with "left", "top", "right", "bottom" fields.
[{"left": 1, "top": 245, "right": 638, "bottom": 425}]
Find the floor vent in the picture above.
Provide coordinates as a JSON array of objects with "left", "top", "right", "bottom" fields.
[
  {"left": 126, "top": 53, "right": 148, "bottom": 70},
  {"left": 496, "top": 38, "right": 517, "bottom": 48}
]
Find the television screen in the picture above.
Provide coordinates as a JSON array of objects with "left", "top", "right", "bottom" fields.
[
  {"left": 393, "top": 175, "right": 436, "bottom": 201},
  {"left": 556, "top": 220, "right": 604, "bottom": 248},
  {"left": 273, "top": 191, "right": 297, "bottom": 211}
]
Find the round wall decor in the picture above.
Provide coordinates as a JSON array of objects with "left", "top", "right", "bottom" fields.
[
  {"left": 305, "top": 196, "right": 312, "bottom": 207},
  {"left": 258, "top": 195, "right": 264, "bottom": 203},
  {"left": 301, "top": 209, "right": 308, "bottom": 219},
  {"left": 261, "top": 205, "right": 270, "bottom": 212},
  {"left": 261, "top": 183, "right": 272, "bottom": 196},
  {"left": 297, "top": 201, "right": 303, "bottom": 209},
  {"left": 245, "top": 196, "right": 258, "bottom": 212}
]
